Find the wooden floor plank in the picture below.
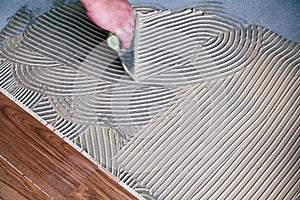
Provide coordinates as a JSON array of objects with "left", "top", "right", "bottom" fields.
[
  {"left": 69, "top": 169, "right": 135, "bottom": 200},
  {"left": 0, "top": 157, "right": 49, "bottom": 200},
  {"left": 0, "top": 92, "right": 137, "bottom": 200}
]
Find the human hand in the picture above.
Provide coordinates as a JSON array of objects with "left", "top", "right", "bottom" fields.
[{"left": 80, "top": 0, "right": 135, "bottom": 49}]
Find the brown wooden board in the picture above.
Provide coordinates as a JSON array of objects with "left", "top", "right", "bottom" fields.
[
  {"left": 0, "top": 157, "right": 49, "bottom": 200},
  {"left": 0, "top": 92, "right": 137, "bottom": 200}
]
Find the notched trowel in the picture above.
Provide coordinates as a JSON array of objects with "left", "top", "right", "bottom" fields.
[{"left": 107, "top": 31, "right": 137, "bottom": 81}]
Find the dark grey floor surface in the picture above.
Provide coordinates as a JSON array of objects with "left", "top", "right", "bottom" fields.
[{"left": 0, "top": 0, "right": 299, "bottom": 43}]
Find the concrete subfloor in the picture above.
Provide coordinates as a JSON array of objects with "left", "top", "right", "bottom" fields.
[{"left": 0, "top": 0, "right": 299, "bottom": 43}]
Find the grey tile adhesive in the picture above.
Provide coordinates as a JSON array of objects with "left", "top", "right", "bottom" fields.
[{"left": 0, "top": 2, "right": 299, "bottom": 200}]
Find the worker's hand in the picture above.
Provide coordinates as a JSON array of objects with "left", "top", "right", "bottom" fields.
[{"left": 80, "top": 0, "right": 135, "bottom": 49}]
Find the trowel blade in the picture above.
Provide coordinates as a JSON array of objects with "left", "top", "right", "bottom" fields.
[{"left": 118, "top": 42, "right": 137, "bottom": 81}]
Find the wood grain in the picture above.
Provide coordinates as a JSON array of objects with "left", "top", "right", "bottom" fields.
[
  {"left": 69, "top": 169, "right": 134, "bottom": 200},
  {"left": 0, "top": 157, "right": 49, "bottom": 200},
  {"left": 0, "top": 92, "right": 137, "bottom": 200}
]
